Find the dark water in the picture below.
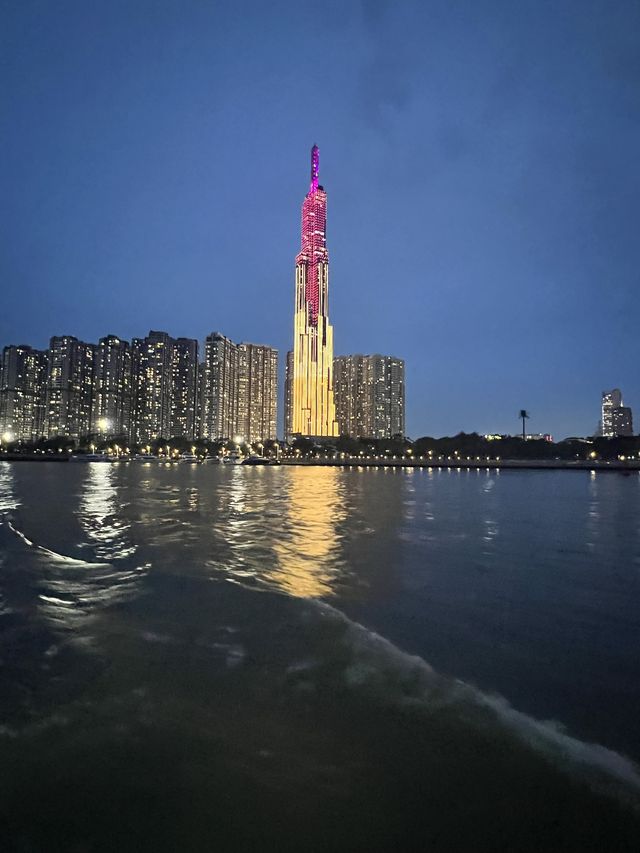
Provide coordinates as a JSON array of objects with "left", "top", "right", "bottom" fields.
[{"left": 1, "top": 461, "right": 639, "bottom": 852}]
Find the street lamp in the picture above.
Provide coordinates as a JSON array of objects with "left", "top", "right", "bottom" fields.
[{"left": 1, "top": 430, "right": 14, "bottom": 453}]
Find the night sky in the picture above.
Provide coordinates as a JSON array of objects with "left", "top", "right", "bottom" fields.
[{"left": 2, "top": 0, "right": 639, "bottom": 439}]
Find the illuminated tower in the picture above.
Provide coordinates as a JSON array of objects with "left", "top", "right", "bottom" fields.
[{"left": 291, "top": 145, "right": 338, "bottom": 437}]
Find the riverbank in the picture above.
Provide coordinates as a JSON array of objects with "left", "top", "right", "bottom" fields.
[
  {"left": 2, "top": 454, "right": 639, "bottom": 472},
  {"left": 280, "top": 458, "right": 640, "bottom": 472}
]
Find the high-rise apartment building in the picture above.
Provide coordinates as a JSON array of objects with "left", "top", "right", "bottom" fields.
[
  {"left": 0, "top": 328, "right": 281, "bottom": 446},
  {"left": 131, "top": 331, "right": 174, "bottom": 443},
  {"left": 92, "top": 335, "right": 131, "bottom": 438},
  {"left": 45, "top": 336, "right": 95, "bottom": 440},
  {"left": 291, "top": 145, "right": 338, "bottom": 437},
  {"left": 237, "top": 343, "right": 278, "bottom": 442},
  {"left": 171, "top": 338, "right": 199, "bottom": 440},
  {"left": 612, "top": 406, "right": 633, "bottom": 437},
  {"left": 0, "top": 345, "right": 48, "bottom": 442},
  {"left": 370, "top": 355, "right": 405, "bottom": 439},
  {"left": 284, "top": 350, "right": 294, "bottom": 440},
  {"left": 601, "top": 389, "right": 634, "bottom": 437},
  {"left": 334, "top": 354, "right": 405, "bottom": 439},
  {"left": 202, "top": 332, "right": 239, "bottom": 441},
  {"left": 333, "top": 355, "right": 372, "bottom": 438},
  {"left": 195, "top": 361, "right": 205, "bottom": 440}
]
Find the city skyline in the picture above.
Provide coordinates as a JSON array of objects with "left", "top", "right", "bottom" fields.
[{"left": 2, "top": 2, "right": 639, "bottom": 438}]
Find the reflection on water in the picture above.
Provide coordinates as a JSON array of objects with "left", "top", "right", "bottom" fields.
[
  {"left": 34, "top": 464, "right": 142, "bottom": 633},
  {"left": 0, "top": 462, "right": 17, "bottom": 514},
  {"left": 270, "top": 467, "right": 346, "bottom": 597},
  {"left": 0, "top": 463, "right": 16, "bottom": 618},
  {"left": 78, "top": 464, "right": 136, "bottom": 560},
  {"left": 217, "top": 466, "right": 348, "bottom": 597},
  {"left": 1, "top": 465, "right": 640, "bottom": 851}
]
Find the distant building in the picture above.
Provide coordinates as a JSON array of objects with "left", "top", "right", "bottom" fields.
[
  {"left": 0, "top": 345, "right": 47, "bottom": 442},
  {"left": 612, "top": 406, "right": 633, "bottom": 437},
  {"left": 334, "top": 354, "right": 405, "bottom": 439},
  {"left": 171, "top": 338, "right": 199, "bottom": 440},
  {"left": 131, "top": 331, "right": 174, "bottom": 443},
  {"left": 45, "top": 336, "right": 95, "bottom": 441},
  {"left": 284, "top": 350, "right": 293, "bottom": 440},
  {"left": 92, "top": 335, "right": 132, "bottom": 439},
  {"left": 369, "top": 355, "right": 405, "bottom": 438},
  {"left": 290, "top": 145, "right": 338, "bottom": 437},
  {"left": 201, "top": 332, "right": 239, "bottom": 441},
  {"left": 334, "top": 355, "right": 371, "bottom": 438},
  {"left": 195, "top": 361, "right": 205, "bottom": 440},
  {"left": 237, "top": 343, "right": 278, "bottom": 442},
  {"left": 485, "top": 433, "right": 553, "bottom": 442},
  {"left": 601, "top": 389, "right": 633, "bottom": 437}
]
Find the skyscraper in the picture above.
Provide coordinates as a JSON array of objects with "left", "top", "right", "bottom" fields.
[
  {"left": 0, "top": 345, "right": 47, "bottom": 442},
  {"left": 601, "top": 388, "right": 633, "bottom": 437},
  {"left": 45, "top": 336, "right": 95, "bottom": 440},
  {"left": 92, "top": 335, "right": 131, "bottom": 439},
  {"left": 284, "top": 350, "right": 294, "bottom": 440},
  {"left": 202, "top": 332, "right": 239, "bottom": 441},
  {"left": 171, "top": 337, "right": 199, "bottom": 440},
  {"left": 291, "top": 145, "right": 338, "bottom": 437},
  {"left": 237, "top": 343, "right": 278, "bottom": 442},
  {"left": 370, "top": 355, "right": 405, "bottom": 439},
  {"left": 334, "top": 354, "right": 405, "bottom": 439},
  {"left": 333, "top": 355, "right": 372, "bottom": 438},
  {"left": 612, "top": 406, "right": 633, "bottom": 437},
  {"left": 131, "top": 331, "right": 174, "bottom": 443}
]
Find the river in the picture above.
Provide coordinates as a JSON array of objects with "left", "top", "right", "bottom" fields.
[{"left": 1, "top": 462, "right": 639, "bottom": 851}]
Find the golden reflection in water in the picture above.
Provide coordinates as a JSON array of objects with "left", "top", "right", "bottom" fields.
[
  {"left": 270, "top": 467, "right": 346, "bottom": 598},
  {"left": 79, "top": 464, "right": 136, "bottom": 559},
  {"left": 586, "top": 469, "right": 600, "bottom": 551},
  {"left": 0, "top": 461, "right": 17, "bottom": 513}
]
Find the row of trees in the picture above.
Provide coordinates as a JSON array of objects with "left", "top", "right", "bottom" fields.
[
  {"left": 288, "top": 432, "right": 640, "bottom": 461},
  {"left": 2, "top": 432, "right": 639, "bottom": 461},
  {"left": 0, "top": 434, "right": 281, "bottom": 457}
]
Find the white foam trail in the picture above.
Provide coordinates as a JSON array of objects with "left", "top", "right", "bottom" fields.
[
  {"left": 314, "top": 600, "right": 640, "bottom": 800},
  {"left": 8, "top": 521, "right": 111, "bottom": 566}
]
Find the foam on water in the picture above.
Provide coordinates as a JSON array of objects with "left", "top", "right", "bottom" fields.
[{"left": 313, "top": 599, "right": 640, "bottom": 804}]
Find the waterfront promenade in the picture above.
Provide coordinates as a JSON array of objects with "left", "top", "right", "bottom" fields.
[
  {"left": 1, "top": 454, "right": 639, "bottom": 472},
  {"left": 280, "top": 457, "right": 640, "bottom": 472}
]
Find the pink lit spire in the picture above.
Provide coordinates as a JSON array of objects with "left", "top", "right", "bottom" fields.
[
  {"left": 310, "top": 144, "right": 319, "bottom": 192},
  {"left": 297, "top": 144, "right": 328, "bottom": 326}
]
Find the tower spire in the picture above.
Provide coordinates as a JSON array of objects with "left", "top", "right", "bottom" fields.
[
  {"left": 292, "top": 144, "right": 337, "bottom": 437},
  {"left": 310, "top": 144, "right": 319, "bottom": 192}
]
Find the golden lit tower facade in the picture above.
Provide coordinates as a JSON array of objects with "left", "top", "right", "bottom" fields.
[{"left": 291, "top": 145, "right": 338, "bottom": 437}]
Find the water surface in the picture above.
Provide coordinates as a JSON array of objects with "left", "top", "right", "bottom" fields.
[{"left": 1, "top": 462, "right": 639, "bottom": 851}]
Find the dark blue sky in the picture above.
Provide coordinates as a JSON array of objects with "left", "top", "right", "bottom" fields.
[{"left": 2, "top": 0, "right": 639, "bottom": 439}]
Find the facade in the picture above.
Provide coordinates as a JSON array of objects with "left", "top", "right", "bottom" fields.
[
  {"left": 334, "top": 355, "right": 371, "bottom": 438},
  {"left": 195, "top": 361, "right": 205, "bottom": 441},
  {"left": 237, "top": 343, "right": 278, "bottom": 442},
  {"left": 284, "top": 350, "right": 294, "bottom": 440},
  {"left": 612, "top": 406, "right": 633, "bottom": 437},
  {"left": 171, "top": 338, "right": 199, "bottom": 440},
  {"left": 0, "top": 345, "right": 48, "bottom": 442},
  {"left": 131, "top": 331, "right": 174, "bottom": 443},
  {"left": 601, "top": 389, "right": 633, "bottom": 437},
  {"left": 370, "top": 354, "right": 405, "bottom": 438},
  {"left": 92, "top": 335, "right": 131, "bottom": 438},
  {"left": 334, "top": 354, "right": 405, "bottom": 439},
  {"left": 45, "top": 336, "right": 95, "bottom": 440},
  {"left": 202, "top": 332, "right": 239, "bottom": 441},
  {"left": 291, "top": 145, "right": 338, "bottom": 437}
]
